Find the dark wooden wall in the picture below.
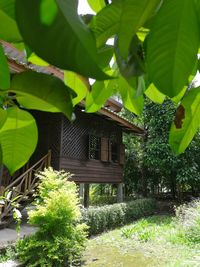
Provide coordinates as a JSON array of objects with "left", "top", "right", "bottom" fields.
[{"left": 32, "top": 108, "right": 124, "bottom": 184}]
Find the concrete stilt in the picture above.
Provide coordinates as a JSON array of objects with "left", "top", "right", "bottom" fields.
[
  {"left": 84, "top": 184, "right": 90, "bottom": 208},
  {"left": 117, "top": 183, "right": 123, "bottom": 203},
  {"left": 79, "top": 183, "right": 84, "bottom": 204}
]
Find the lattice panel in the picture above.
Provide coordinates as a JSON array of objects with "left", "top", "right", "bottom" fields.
[
  {"left": 61, "top": 118, "right": 89, "bottom": 159},
  {"left": 89, "top": 135, "right": 101, "bottom": 159},
  {"left": 60, "top": 108, "right": 123, "bottom": 160}
]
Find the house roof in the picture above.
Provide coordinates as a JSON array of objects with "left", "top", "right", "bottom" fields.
[{"left": 1, "top": 40, "right": 144, "bottom": 135}]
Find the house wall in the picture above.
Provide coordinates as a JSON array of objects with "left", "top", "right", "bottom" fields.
[
  {"left": 59, "top": 108, "right": 123, "bottom": 183},
  {"left": 31, "top": 111, "right": 62, "bottom": 169},
  {"left": 32, "top": 108, "right": 124, "bottom": 184}
]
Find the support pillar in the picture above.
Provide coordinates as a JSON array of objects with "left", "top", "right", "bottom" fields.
[
  {"left": 117, "top": 183, "right": 123, "bottom": 203},
  {"left": 79, "top": 183, "right": 84, "bottom": 204},
  {"left": 84, "top": 184, "right": 90, "bottom": 208}
]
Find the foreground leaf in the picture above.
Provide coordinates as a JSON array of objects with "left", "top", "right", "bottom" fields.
[
  {"left": 0, "top": 107, "right": 38, "bottom": 174},
  {"left": 11, "top": 71, "right": 73, "bottom": 119},
  {"left": 64, "top": 71, "right": 89, "bottom": 106},
  {"left": 15, "top": 0, "right": 108, "bottom": 80},
  {"left": 0, "top": 108, "right": 7, "bottom": 129},
  {"left": 91, "top": 0, "right": 159, "bottom": 52},
  {"left": 0, "top": 9, "right": 22, "bottom": 42},
  {"left": 0, "top": 0, "right": 16, "bottom": 19},
  {"left": 117, "top": 0, "right": 160, "bottom": 60},
  {"left": 147, "top": 0, "right": 199, "bottom": 98},
  {"left": 169, "top": 88, "right": 200, "bottom": 154},
  {"left": 145, "top": 83, "right": 165, "bottom": 104},
  {"left": 0, "top": 43, "right": 10, "bottom": 90},
  {"left": 87, "top": 0, "right": 105, "bottom": 13},
  {"left": 85, "top": 81, "right": 114, "bottom": 112}
]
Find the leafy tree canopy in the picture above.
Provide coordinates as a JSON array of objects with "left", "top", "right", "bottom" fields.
[{"left": 0, "top": 0, "right": 200, "bottom": 173}]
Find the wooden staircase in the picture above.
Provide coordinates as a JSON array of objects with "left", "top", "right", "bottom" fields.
[{"left": 0, "top": 150, "right": 51, "bottom": 228}]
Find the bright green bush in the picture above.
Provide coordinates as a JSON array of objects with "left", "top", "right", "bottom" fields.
[
  {"left": 82, "top": 198, "right": 156, "bottom": 236},
  {"left": 16, "top": 168, "right": 87, "bottom": 267}
]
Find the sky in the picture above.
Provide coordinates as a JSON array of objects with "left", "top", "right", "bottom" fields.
[{"left": 78, "top": 0, "right": 95, "bottom": 14}]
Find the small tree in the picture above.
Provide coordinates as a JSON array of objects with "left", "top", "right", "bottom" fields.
[{"left": 16, "top": 168, "right": 87, "bottom": 267}]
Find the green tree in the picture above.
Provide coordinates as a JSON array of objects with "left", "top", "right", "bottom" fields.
[{"left": 124, "top": 99, "right": 200, "bottom": 198}]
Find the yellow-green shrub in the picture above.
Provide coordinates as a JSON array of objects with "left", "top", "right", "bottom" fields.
[{"left": 16, "top": 168, "right": 87, "bottom": 267}]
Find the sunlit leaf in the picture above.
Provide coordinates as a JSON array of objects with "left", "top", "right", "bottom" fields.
[
  {"left": 147, "top": 0, "right": 199, "bottom": 97},
  {"left": 16, "top": 0, "right": 109, "bottom": 80},
  {"left": 0, "top": 106, "right": 38, "bottom": 174},
  {"left": 11, "top": 71, "right": 73, "bottom": 119},
  {"left": 87, "top": 0, "right": 105, "bottom": 13},
  {"left": 169, "top": 87, "right": 200, "bottom": 154},
  {"left": 0, "top": 108, "right": 7, "bottom": 129},
  {"left": 85, "top": 81, "right": 114, "bottom": 113},
  {"left": 118, "top": 75, "right": 143, "bottom": 116},
  {"left": 28, "top": 53, "right": 49, "bottom": 66},
  {"left": 64, "top": 71, "right": 89, "bottom": 106},
  {"left": 145, "top": 83, "right": 165, "bottom": 104}
]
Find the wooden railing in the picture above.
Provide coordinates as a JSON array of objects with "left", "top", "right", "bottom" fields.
[{"left": 0, "top": 150, "right": 51, "bottom": 224}]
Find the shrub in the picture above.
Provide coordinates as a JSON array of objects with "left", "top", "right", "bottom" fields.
[
  {"left": 90, "top": 195, "right": 117, "bottom": 206},
  {"left": 173, "top": 199, "right": 200, "bottom": 244},
  {"left": 82, "top": 198, "right": 156, "bottom": 236},
  {"left": 16, "top": 168, "right": 87, "bottom": 267}
]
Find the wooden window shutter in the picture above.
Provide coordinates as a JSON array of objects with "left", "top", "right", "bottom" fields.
[
  {"left": 119, "top": 144, "right": 125, "bottom": 165},
  {"left": 101, "top": 137, "right": 109, "bottom": 162}
]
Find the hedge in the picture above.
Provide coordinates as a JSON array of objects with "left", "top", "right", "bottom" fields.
[{"left": 81, "top": 198, "right": 156, "bottom": 236}]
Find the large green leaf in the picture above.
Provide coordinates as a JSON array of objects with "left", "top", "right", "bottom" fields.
[
  {"left": 116, "top": 0, "right": 160, "bottom": 60},
  {"left": 0, "top": 43, "right": 10, "bottom": 90},
  {"left": 118, "top": 75, "right": 143, "bottom": 116},
  {"left": 0, "top": 9, "right": 21, "bottom": 42},
  {"left": 11, "top": 71, "right": 73, "bottom": 119},
  {"left": 0, "top": 106, "right": 38, "bottom": 174},
  {"left": 85, "top": 80, "right": 114, "bottom": 113},
  {"left": 87, "top": 0, "right": 105, "bottom": 13},
  {"left": 147, "top": 0, "right": 199, "bottom": 98},
  {"left": 15, "top": 0, "right": 108, "bottom": 80},
  {"left": 115, "top": 35, "right": 145, "bottom": 80},
  {"left": 169, "top": 88, "right": 200, "bottom": 154},
  {"left": 0, "top": 108, "right": 7, "bottom": 129},
  {"left": 64, "top": 71, "right": 89, "bottom": 106},
  {"left": 145, "top": 83, "right": 165, "bottom": 104},
  {"left": 97, "top": 45, "right": 114, "bottom": 68},
  {"left": 90, "top": 0, "right": 159, "bottom": 51},
  {"left": 0, "top": 0, "right": 16, "bottom": 19},
  {"left": 90, "top": 1, "right": 121, "bottom": 47},
  {"left": 0, "top": 0, "right": 22, "bottom": 41}
]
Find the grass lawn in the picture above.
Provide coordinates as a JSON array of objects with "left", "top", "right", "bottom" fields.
[{"left": 82, "top": 215, "right": 200, "bottom": 267}]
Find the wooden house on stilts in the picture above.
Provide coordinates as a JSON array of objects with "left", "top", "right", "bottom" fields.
[{"left": 0, "top": 41, "right": 143, "bottom": 210}]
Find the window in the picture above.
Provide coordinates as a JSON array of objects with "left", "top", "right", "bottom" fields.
[
  {"left": 88, "top": 135, "right": 101, "bottom": 160},
  {"left": 88, "top": 135, "right": 125, "bottom": 165},
  {"left": 110, "top": 141, "right": 118, "bottom": 163}
]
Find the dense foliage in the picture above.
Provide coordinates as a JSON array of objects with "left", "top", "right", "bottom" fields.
[
  {"left": 82, "top": 198, "right": 156, "bottom": 235},
  {"left": 0, "top": 0, "right": 200, "bottom": 173},
  {"left": 123, "top": 99, "right": 200, "bottom": 198},
  {"left": 16, "top": 168, "right": 87, "bottom": 267}
]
